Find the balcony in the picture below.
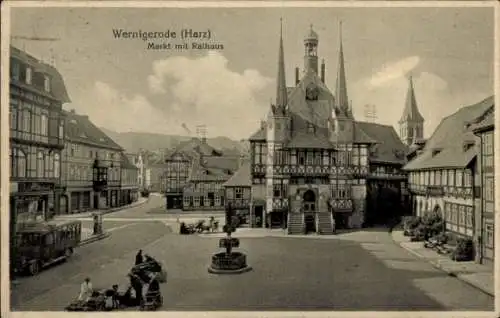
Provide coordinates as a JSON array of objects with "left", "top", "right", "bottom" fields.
[
  {"left": 330, "top": 198, "right": 353, "bottom": 211},
  {"left": 10, "top": 130, "right": 64, "bottom": 149}
]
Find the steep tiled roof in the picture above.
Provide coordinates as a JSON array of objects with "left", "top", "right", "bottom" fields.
[
  {"left": 249, "top": 126, "right": 267, "bottom": 141},
  {"left": 471, "top": 105, "right": 494, "bottom": 133},
  {"left": 286, "top": 132, "right": 334, "bottom": 149},
  {"left": 10, "top": 46, "right": 71, "bottom": 103},
  {"left": 174, "top": 138, "right": 222, "bottom": 157},
  {"left": 188, "top": 156, "right": 239, "bottom": 182},
  {"left": 404, "top": 96, "right": 493, "bottom": 171},
  {"left": 64, "top": 110, "right": 123, "bottom": 151},
  {"left": 356, "top": 122, "right": 408, "bottom": 165},
  {"left": 223, "top": 161, "right": 251, "bottom": 187},
  {"left": 203, "top": 156, "right": 239, "bottom": 172},
  {"left": 120, "top": 153, "right": 137, "bottom": 169}
]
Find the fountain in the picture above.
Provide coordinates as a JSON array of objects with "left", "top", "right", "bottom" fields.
[{"left": 208, "top": 203, "right": 252, "bottom": 274}]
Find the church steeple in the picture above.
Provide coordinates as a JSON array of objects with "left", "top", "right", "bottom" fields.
[
  {"left": 276, "top": 18, "right": 288, "bottom": 109},
  {"left": 335, "top": 21, "right": 350, "bottom": 117},
  {"left": 399, "top": 75, "right": 424, "bottom": 146}
]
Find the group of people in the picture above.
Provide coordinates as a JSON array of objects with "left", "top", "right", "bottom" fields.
[{"left": 76, "top": 249, "right": 162, "bottom": 310}]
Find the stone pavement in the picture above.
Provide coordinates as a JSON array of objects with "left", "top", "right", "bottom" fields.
[{"left": 391, "top": 230, "right": 494, "bottom": 297}]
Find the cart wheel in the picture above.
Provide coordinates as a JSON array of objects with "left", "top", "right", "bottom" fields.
[{"left": 28, "top": 261, "right": 40, "bottom": 276}]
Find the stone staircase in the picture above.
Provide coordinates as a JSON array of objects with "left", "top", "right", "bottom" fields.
[
  {"left": 287, "top": 212, "right": 304, "bottom": 234},
  {"left": 317, "top": 212, "right": 334, "bottom": 235}
]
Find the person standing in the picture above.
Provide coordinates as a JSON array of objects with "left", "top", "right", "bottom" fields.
[
  {"left": 135, "top": 249, "right": 143, "bottom": 265},
  {"left": 78, "top": 277, "right": 93, "bottom": 302}
]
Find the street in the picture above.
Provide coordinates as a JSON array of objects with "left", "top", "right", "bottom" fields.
[{"left": 10, "top": 195, "right": 494, "bottom": 311}]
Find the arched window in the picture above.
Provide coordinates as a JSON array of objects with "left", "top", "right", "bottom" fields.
[
  {"left": 23, "top": 109, "right": 31, "bottom": 134},
  {"left": 17, "top": 149, "right": 26, "bottom": 178},
  {"left": 54, "top": 153, "right": 60, "bottom": 178},
  {"left": 37, "top": 152, "right": 44, "bottom": 178},
  {"left": 58, "top": 122, "right": 64, "bottom": 139},
  {"left": 44, "top": 151, "right": 50, "bottom": 178}
]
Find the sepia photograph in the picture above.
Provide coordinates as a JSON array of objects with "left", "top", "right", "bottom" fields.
[{"left": 2, "top": 1, "right": 497, "bottom": 314}]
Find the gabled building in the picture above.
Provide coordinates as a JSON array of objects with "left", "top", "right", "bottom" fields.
[
  {"left": 226, "top": 23, "right": 408, "bottom": 233},
  {"left": 404, "top": 95, "right": 494, "bottom": 263},
  {"left": 61, "top": 109, "right": 124, "bottom": 213},
  {"left": 9, "top": 46, "right": 69, "bottom": 229}
]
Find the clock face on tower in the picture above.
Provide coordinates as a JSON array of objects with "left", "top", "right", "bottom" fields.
[{"left": 306, "top": 84, "right": 319, "bottom": 101}]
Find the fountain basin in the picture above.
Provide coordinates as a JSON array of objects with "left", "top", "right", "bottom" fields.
[{"left": 208, "top": 251, "right": 252, "bottom": 274}]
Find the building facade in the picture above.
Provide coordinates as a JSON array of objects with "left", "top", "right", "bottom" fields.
[
  {"left": 160, "top": 137, "right": 240, "bottom": 211},
  {"left": 9, "top": 46, "right": 69, "bottom": 229},
  {"left": 120, "top": 153, "right": 139, "bottom": 204},
  {"left": 60, "top": 109, "right": 124, "bottom": 213},
  {"left": 225, "top": 24, "right": 408, "bottom": 234},
  {"left": 472, "top": 107, "right": 495, "bottom": 265},
  {"left": 404, "top": 96, "right": 494, "bottom": 263}
]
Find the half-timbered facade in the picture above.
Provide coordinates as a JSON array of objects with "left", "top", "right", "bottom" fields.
[
  {"left": 472, "top": 106, "right": 495, "bottom": 265},
  {"left": 120, "top": 153, "right": 139, "bottom": 205},
  {"left": 404, "top": 95, "right": 494, "bottom": 263},
  {"left": 227, "top": 24, "right": 408, "bottom": 234},
  {"left": 162, "top": 152, "right": 191, "bottom": 209}
]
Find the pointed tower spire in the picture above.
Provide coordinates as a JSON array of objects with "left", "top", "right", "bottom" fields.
[
  {"left": 335, "top": 20, "right": 349, "bottom": 116},
  {"left": 399, "top": 75, "right": 424, "bottom": 123},
  {"left": 276, "top": 18, "right": 288, "bottom": 108}
]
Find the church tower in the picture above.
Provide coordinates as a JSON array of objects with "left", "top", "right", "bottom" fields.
[
  {"left": 398, "top": 76, "right": 424, "bottom": 146},
  {"left": 266, "top": 19, "right": 290, "bottom": 216},
  {"left": 330, "top": 21, "right": 354, "bottom": 143}
]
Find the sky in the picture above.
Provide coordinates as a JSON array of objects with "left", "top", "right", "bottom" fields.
[{"left": 10, "top": 6, "right": 494, "bottom": 141}]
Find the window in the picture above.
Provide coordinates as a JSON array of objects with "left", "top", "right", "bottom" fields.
[
  {"left": 291, "top": 151, "right": 297, "bottom": 165},
  {"left": 458, "top": 205, "right": 466, "bottom": 226},
  {"left": 235, "top": 188, "right": 243, "bottom": 199},
  {"left": 485, "top": 177, "right": 494, "bottom": 202},
  {"left": 26, "top": 66, "right": 32, "bottom": 85},
  {"left": 322, "top": 151, "right": 329, "bottom": 166},
  {"left": 58, "top": 123, "right": 64, "bottom": 139},
  {"left": 40, "top": 114, "right": 48, "bottom": 136},
  {"left": 183, "top": 196, "right": 190, "bottom": 207},
  {"left": 430, "top": 171, "right": 435, "bottom": 186},
  {"left": 298, "top": 151, "right": 305, "bottom": 165},
  {"left": 306, "top": 151, "right": 313, "bottom": 165},
  {"left": 465, "top": 207, "right": 473, "bottom": 228},
  {"left": 22, "top": 109, "right": 31, "bottom": 133},
  {"left": 456, "top": 170, "right": 464, "bottom": 187},
  {"left": 11, "top": 60, "right": 20, "bottom": 80},
  {"left": 441, "top": 170, "right": 447, "bottom": 186},
  {"left": 436, "top": 171, "right": 441, "bottom": 185},
  {"left": 54, "top": 153, "right": 60, "bottom": 178},
  {"left": 485, "top": 224, "right": 494, "bottom": 248},
  {"left": 448, "top": 170, "right": 455, "bottom": 186},
  {"left": 44, "top": 75, "right": 50, "bottom": 92},
  {"left": 37, "top": 152, "right": 44, "bottom": 178}
]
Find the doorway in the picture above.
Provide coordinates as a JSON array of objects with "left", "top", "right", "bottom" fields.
[
  {"left": 303, "top": 190, "right": 316, "bottom": 233},
  {"left": 254, "top": 206, "right": 263, "bottom": 227}
]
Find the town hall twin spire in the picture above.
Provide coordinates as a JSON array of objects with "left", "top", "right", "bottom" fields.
[{"left": 272, "top": 19, "right": 352, "bottom": 120}]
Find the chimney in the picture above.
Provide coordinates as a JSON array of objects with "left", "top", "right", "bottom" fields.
[
  {"left": 295, "top": 67, "right": 299, "bottom": 85},
  {"left": 320, "top": 59, "right": 325, "bottom": 83}
]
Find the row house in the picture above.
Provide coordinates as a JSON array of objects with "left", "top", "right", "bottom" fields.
[
  {"left": 226, "top": 24, "right": 408, "bottom": 233},
  {"left": 404, "top": 95, "right": 494, "bottom": 263},
  {"left": 161, "top": 137, "right": 239, "bottom": 211},
  {"left": 120, "top": 153, "right": 140, "bottom": 204},
  {"left": 9, "top": 46, "right": 68, "bottom": 230},
  {"left": 472, "top": 106, "right": 495, "bottom": 265},
  {"left": 8, "top": 46, "right": 69, "bottom": 266},
  {"left": 61, "top": 109, "right": 124, "bottom": 213}
]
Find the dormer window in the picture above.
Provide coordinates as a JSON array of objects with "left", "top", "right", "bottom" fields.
[
  {"left": 44, "top": 75, "right": 51, "bottom": 92},
  {"left": 26, "top": 66, "right": 32, "bottom": 85},
  {"left": 463, "top": 141, "right": 474, "bottom": 152},
  {"left": 432, "top": 149, "right": 442, "bottom": 157}
]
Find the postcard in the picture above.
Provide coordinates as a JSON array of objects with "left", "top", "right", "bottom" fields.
[{"left": 1, "top": 1, "right": 498, "bottom": 316}]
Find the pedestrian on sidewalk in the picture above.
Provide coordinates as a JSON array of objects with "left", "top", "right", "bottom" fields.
[{"left": 135, "top": 249, "right": 143, "bottom": 265}]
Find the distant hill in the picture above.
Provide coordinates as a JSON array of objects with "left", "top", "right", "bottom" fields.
[{"left": 100, "top": 128, "right": 248, "bottom": 156}]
